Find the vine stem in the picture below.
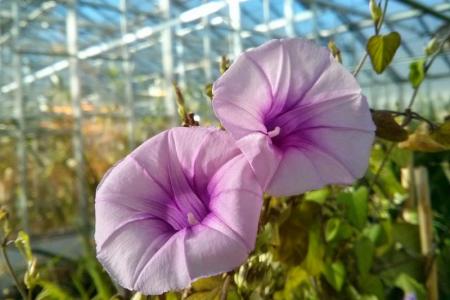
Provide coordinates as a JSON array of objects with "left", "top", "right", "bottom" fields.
[
  {"left": 405, "top": 32, "right": 450, "bottom": 110},
  {"left": 220, "top": 273, "right": 232, "bottom": 300},
  {"left": 1, "top": 238, "right": 28, "bottom": 299},
  {"left": 368, "top": 143, "right": 396, "bottom": 193},
  {"left": 352, "top": 0, "right": 389, "bottom": 77}
]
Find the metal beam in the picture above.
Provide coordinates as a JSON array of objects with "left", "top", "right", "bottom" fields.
[
  {"left": 12, "top": 1, "right": 29, "bottom": 231},
  {"left": 228, "top": 0, "right": 242, "bottom": 58},
  {"left": 120, "top": 0, "right": 136, "bottom": 149},
  {"left": 398, "top": 0, "right": 450, "bottom": 23},
  {"left": 160, "top": 0, "right": 176, "bottom": 123},
  {"left": 66, "top": 0, "right": 88, "bottom": 231},
  {"left": 3, "top": 1, "right": 450, "bottom": 94}
]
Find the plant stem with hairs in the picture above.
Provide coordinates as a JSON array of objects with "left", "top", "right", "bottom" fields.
[
  {"left": 405, "top": 31, "right": 450, "bottom": 111},
  {"left": 1, "top": 236, "right": 28, "bottom": 299},
  {"left": 353, "top": 0, "right": 389, "bottom": 77},
  {"left": 220, "top": 273, "right": 232, "bottom": 300}
]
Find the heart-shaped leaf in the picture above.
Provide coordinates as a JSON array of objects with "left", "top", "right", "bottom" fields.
[{"left": 367, "top": 32, "right": 401, "bottom": 74}]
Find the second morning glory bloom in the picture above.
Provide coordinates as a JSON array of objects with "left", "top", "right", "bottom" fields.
[
  {"left": 213, "top": 38, "right": 375, "bottom": 196},
  {"left": 95, "top": 127, "right": 262, "bottom": 295}
]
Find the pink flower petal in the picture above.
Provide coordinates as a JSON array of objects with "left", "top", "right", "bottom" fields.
[
  {"left": 95, "top": 127, "right": 262, "bottom": 295},
  {"left": 213, "top": 38, "right": 375, "bottom": 196}
]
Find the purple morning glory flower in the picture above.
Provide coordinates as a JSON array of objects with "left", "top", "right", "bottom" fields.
[
  {"left": 95, "top": 127, "right": 262, "bottom": 295},
  {"left": 404, "top": 293, "right": 417, "bottom": 300},
  {"left": 213, "top": 38, "right": 375, "bottom": 196}
]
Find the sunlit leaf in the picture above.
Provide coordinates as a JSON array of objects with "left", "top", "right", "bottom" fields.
[
  {"left": 304, "top": 223, "right": 324, "bottom": 275},
  {"left": 15, "top": 230, "right": 33, "bottom": 262},
  {"left": 369, "top": 0, "right": 382, "bottom": 25},
  {"left": 367, "top": 32, "right": 401, "bottom": 74},
  {"left": 409, "top": 59, "right": 425, "bottom": 88},
  {"left": 186, "top": 290, "right": 220, "bottom": 300},
  {"left": 36, "top": 281, "right": 74, "bottom": 300},
  {"left": 323, "top": 260, "right": 346, "bottom": 292},
  {"left": 425, "top": 37, "right": 439, "bottom": 56},
  {"left": 191, "top": 276, "right": 222, "bottom": 291},
  {"left": 399, "top": 132, "right": 448, "bottom": 152},
  {"left": 283, "top": 266, "right": 310, "bottom": 300},
  {"left": 325, "top": 218, "right": 342, "bottom": 242},
  {"left": 325, "top": 218, "right": 353, "bottom": 243},
  {"left": 304, "top": 188, "right": 330, "bottom": 204}
]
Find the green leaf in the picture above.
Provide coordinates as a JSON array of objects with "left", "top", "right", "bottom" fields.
[
  {"left": 165, "top": 292, "right": 179, "bottom": 300},
  {"left": 304, "top": 188, "right": 330, "bottom": 204},
  {"left": 191, "top": 276, "right": 222, "bottom": 291},
  {"left": 425, "top": 37, "right": 439, "bottom": 56},
  {"left": 355, "top": 236, "right": 374, "bottom": 274},
  {"left": 283, "top": 267, "right": 310, "bottom": 300},
  {"left": 363, "top": 224, "right": 383, "bottom": 245},
  {"left": 367, "top": 32, "right": 401, "bottom": 74},
  {"left": 431, "top": 119, "right": 450, "bottom": 147},
  {"left": 325, "top": 218, "right": 342, "bottom": 242},
  {"left": 186, "top": 289, "right": 220, "bottom": 300},
  {"left": 323, "top": 261, "right": 346, "bottom": 292},
  {"left": 304, "top": 223, "right": 325, "bottom": 275},
  {"left": 369, "top": 0, "right": 382, "bottom": 25},
  {"left": 36, "top": 281, "right": 74, "bottom": 300},
  {"left": 15, "top": 230, "right": 33, "bottom": 262},
  {"left": 338, "top": 186, "right": 369, "bottom": 230},
  {"left": 359, "top": 274, "right": 385, "bottom": 300},
  {"left": 409, "top": 59, "right": 425, "bottom": 88},
  {"left": 325, "top": 218, "right": 353, "bottom": 243},
  {"left": 395, "top": 273, "right": 426, "bottom": 300}
]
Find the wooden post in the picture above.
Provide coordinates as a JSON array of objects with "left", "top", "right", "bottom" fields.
[{"left": 414, "top": 167, "right": 438, "bottom": 300}]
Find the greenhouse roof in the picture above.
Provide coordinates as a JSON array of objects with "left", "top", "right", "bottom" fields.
[{"left": 0, "top": 0, "right": 450, "bottom": 121}]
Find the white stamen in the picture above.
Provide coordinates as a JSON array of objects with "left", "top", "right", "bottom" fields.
[
  {"left": 187, "top": 212, "right": 198, "bottom": 225},
  {"left": 267, "top": 126, "right": 281, "bottom": 138}
]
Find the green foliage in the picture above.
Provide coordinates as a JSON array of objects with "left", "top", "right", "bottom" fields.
[
  {"left": 323, "top": 261, "right": 346, "bottom": 292},
  {"left": 36, "top": 281, "right": 74, "bottom": 300},
  {"left": 369, "top": 0, "right": 382, "bottom": 26},
  {"left": 337, "top": 187, "right": 368, "bottom": 230},
  {"left": 409, "top": 59, "right": 426, "bottom": 88},
  {"left": 355, "top": 237, "right": 374, "bottom": 275},
  {"left": 367, "top": 32, "right": 401, "bottom": 74},
  {"left": 395, "top": 273, "right": 426, "bottom": 300}
]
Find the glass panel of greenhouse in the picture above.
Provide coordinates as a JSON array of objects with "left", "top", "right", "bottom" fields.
[{"left": 0, "top": 0, "right": 449, "bottom": 299}]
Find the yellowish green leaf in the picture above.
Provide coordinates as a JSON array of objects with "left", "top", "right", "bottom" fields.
[
  {"left": 303, "top": 223, "right": 324, "bottom": 275},
  {"left": 15, "top": 230, "right": 33, "bottom": 262},
  {"left": 191, "top": 276, "right": 222, "bottom": 291},
  {"left": 409, "top": 59, "right": 425, "bottom": 88},
  {"left": 399, "top": 132, "right": 448, "bottom": 152},
  {"left": 367, "top": 32, "right": 401, "bottom": 74},
  {"left": 369, "top": 0, "right": 382, "bottom": 25},
  {"left": 431, "top": 119, "right": 450, "bottom": 147}
]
